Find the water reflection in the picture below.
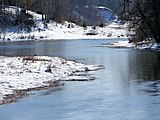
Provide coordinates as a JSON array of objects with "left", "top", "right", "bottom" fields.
[
  {"left": 138, "top": 80, "right": 160, "bottom": 96},
  {"left": 0, "top": 39, "right": 160, "bottom": 120},
  {"left": 129, "top": 50, "right": 160, "bottom": 81},
  {"left": 0, "top": 40, "right": 69, "bottom": 57},
  {"left": 125, "top": 50, "right": 160, "bottom": 96},
  {"left": 0, "top": 41, "right": 35, "bottom": 56},
  {"left": 37, "top": 87, "right": 64, "bottom": 97}
]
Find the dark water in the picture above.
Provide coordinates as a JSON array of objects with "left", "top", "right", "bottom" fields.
[{"left": 0, "top": 39, "right": 160, "bottom": 120}]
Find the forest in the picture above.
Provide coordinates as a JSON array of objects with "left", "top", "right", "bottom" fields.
[
  {"left": 0, "top": 0, "right": 160, "bottom": 43},
  {"left": 123, "top": 0, "right": 160, "bottom": 43},
  {"left": 0, "top": 0, "right": 121, "bottom": 22}
]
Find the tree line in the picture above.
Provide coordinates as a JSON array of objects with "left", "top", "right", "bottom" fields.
[
  {"left": 0, "top": 0, "right": 122, "bottom": 22},
  {"left": 1, "top": 0, "right": 159, "bottom": 44},
  {"left": 0, "top": 0, "right": 71, "bottom": 22},
  {"left": 123, "top": 0, "right": 160, "bottom": 43}
]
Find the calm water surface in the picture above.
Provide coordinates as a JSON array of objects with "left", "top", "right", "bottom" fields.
[{"left": 0, "top": 39, "right": 160, "bottom": 120}]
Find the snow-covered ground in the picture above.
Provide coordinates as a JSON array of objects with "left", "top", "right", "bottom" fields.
[
  {"left": 99, "top": 40, "right": 135, "bottom": 48},
  {"left": 0, "top": 7, "right": 128, "bottom": 42},
  {"left": 0, "top": 56, "right": 103, "bottom": 104},
  {"left": 0, "top": 22, "right": 128, "bottom": 42},
  {"left": 99, "top": 40, "right": 160, "bottom": 51},
  {"left": 135, "top": 41, "right": 160, "bottom": 51}
]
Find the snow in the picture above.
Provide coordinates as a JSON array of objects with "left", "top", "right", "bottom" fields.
[
  {"left": 0, "top": 56, "right": 103, "bottom": 104},
  {"left": 99, "top": 40, "right": 135, "bottom": 48},
  {"left": 0, "top": 8, "right": 128, "bottom": 42},
  {"left": 4, "top": 6, "right": 20, "bottom": 15},
  {"left": 97, "top": 6, "right": 118, "bottom": 23},
  {"left": 0, "top": 22, "right": 128, "bottom": 42},
  {"left": 101, "top": 39, "right": 160, "bottom": 51},
  {"left": 111, "top": 40, "right": 134, "bottom": 48},
  {"left": 135, "top": 41, "right": 160, "bottom": 51}
]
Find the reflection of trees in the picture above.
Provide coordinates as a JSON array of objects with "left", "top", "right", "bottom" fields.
[
  {"left": 34, "top": 40, "right": 65, "bottom": 57},
  {"left": 0, "top": 40, "right": 66, "bottom": 57},
  {"left": 16, "top": 41, "right": 35, "bottom": 56},
  {"left": 129, "top": 50, "right": 160, "bottom": 81},
  {"left": 0, "top": 41, "right": 34, "bottom": 56}
]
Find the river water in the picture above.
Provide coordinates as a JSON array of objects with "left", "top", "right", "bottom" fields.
[{"left": 0, "top": 39, "right": 160, "bottom": 120}]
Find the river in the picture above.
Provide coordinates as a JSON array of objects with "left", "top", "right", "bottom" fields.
[{"left": 0, "top": 39, "right": 160, "bottom": 120}]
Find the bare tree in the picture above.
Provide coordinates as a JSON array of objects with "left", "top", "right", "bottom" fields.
[{"left": 124, "top": 0, "right": 160, "bottom": 43}]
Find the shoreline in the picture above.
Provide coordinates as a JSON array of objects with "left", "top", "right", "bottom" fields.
[
  {"left": 0, "top": 21, "right": 128, "bottom": 43},
  {"left": 0, "top": 6, "right": 129, "bottom": 43},
  {"left": 0, "top": 36, "right": 128, "bottom": 43},
  {"left": 0, "top": 80, "right": 63, "bottom": 105},
  {"left": 0, "top": 56, "right": 103, "bottom": 105}
]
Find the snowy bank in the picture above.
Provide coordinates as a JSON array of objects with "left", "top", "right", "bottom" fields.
[
  {"left": 0, "top": 56, "right": 103, "bottom": 105},
  {"left": 135, "top": 41, "right": 160, "bottom": 51},
  {"left": 0, "top": 7, "right": 128, "bottom": 42},
  {"left": 98, "top": 40, "right": 135, "bottom": 48},
  {"left": 0, "top": 21, "right": 128, "bottom": 42},
  {"left": 98, "top": 39, "right": 160, "bottom": 52}
]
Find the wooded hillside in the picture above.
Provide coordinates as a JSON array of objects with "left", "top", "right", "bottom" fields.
[{"left": 0, "top": 0, "right": 122, "bottom": 22}]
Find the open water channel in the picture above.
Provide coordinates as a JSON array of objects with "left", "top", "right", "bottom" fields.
[{"left": 0, "top": 39, "right": 160, "bottom": 120}]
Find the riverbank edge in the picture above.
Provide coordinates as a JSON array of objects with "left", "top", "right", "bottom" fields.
[
  {"left": 0, "top": 80, "right": 64, "bottom": 105},
  {"left": 0, "top": 56, "right": 103, "bottom": 105},
  {"left": 0, "top": 35, "right": 128, "bottom": 43}
]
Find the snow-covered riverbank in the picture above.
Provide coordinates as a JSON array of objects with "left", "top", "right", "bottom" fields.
[
  {"left": 98, "top": 39, "right": 160, "bottom": 52},
  {"left": 0, "top": 56, "right": 103, "bottom": 105},
  {"left": 97, "top": 39, "right": 135, "bottom": 48},
  {"left": 0, "top": 22, "right": 128, "bottom": 42},
  {"left": 0, "top": 7, "right": 128, "bottom": 42}
]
